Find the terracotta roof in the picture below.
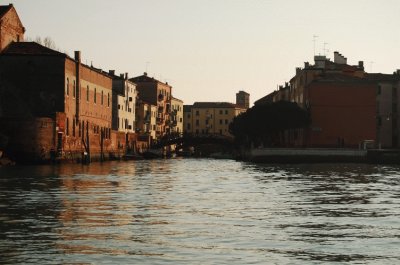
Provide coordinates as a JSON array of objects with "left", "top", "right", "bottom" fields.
[
  {"left": 0, "top": 4, "right": 12, "bottom": 18},
  {"left": 130, "top": 73, "right": 171, "bottom": 87},
  {"left": 1, "top": 42, "right": 65, "bottom": 56}
]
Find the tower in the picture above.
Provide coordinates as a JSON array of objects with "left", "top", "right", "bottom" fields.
[{"left": 236, "top": 90, "right": 250, "bottom": 109}]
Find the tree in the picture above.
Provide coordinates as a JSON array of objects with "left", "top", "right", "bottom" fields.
[{"left": 229, "top": 100, "right": 310, "bottom": 147}]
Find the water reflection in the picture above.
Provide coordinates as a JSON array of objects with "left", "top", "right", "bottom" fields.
[{"left": 0, "top": 160, "right": 400, "bottom": 264}]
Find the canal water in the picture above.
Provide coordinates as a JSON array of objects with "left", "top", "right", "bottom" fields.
[{"left": 0, "top": 159, "right": 399, "bottom": 264}]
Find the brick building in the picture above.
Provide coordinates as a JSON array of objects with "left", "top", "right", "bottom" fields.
[
  {"left": 0, "top": 42, "right": 114, "bottom": 162},
  {"left": 255, "top": 52, "right": 379, "bottom": 148},
  {"left": 0, "top": 4, "right": 25, "bottom": 52}
]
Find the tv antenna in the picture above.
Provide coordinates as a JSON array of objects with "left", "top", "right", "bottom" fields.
[
  {"left": 145, "top": 61, "right": 150, "bottom": 73},
  {"left": 323, "top": 42, "right": 328, "bottom": 56},
  {"left": 313, "top": 35, "right": 318, "bottom": 56}
]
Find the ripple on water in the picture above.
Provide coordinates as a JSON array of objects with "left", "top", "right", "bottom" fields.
[{"left": 1, "top": 160, "right": 400, "bottom": 264}]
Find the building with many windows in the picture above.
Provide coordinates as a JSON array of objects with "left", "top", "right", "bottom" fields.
[
  {"left": 183, "top": 91, "right": 249, "bottom": 137},
  {"left": 130, "top": 72, "right": 172, "bottom": 139},
  {"left": 170, "top": 97, "right": 183, "bottom": 134},
  {"left": 110, "top": 71, "right": 137, "bottom": 133},
  {"left": 0, "top": 42, "right": 113, "bottom": 162}
]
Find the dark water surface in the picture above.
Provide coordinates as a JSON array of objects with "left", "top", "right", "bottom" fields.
[{"left": 0, "top": 159, "right": 399, "bottom": 264}]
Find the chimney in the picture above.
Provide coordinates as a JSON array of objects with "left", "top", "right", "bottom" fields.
[
  {"left": 125, "top": 72, "right": 128, "bottom": 80},
  {"left": 144, "top": 72, "right": 147, "bottom": 76},
  {"left": 109, "top": 70, "right": 115, "bottom": 76},
  {"left": 74, "top": 51, "right": 81, "bottom": 63},
  {"left": 296, "top": 67, "right": 301, "bottom": 75},
  {"left": 358, "top": 61, "right": 364, "bottom": 70},
  {"left": 304, "top": 62, "right": 309, "bottom": 68},
  {"left": 120, "top": 74, "right": 124, "bottom": 78}
]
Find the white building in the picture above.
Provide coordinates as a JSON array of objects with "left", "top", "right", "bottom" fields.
[{"left": 110, "top": 71, "right": 137, "bottom": 133}]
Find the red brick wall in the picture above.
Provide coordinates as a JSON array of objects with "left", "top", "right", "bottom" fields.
[
  {"left": 0, "top": 117, "right": 55, "bottom": 162},
  {"left": 0, "top": 6, "right": 25, "bottom": 52},
  {"left": 307, "top": 82, "right": 377, "bottom": 147}
]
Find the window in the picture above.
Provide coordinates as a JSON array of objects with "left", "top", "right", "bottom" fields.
[
  {"left": 73, "top": 80, "right": 76, "bottom": 98},
  {"left": 195, "top": 110, "right": 199, "bottom": 116},
  {"left": 219, "top": 129, "right": 222, "bottom": 134},
  {"left": 180, "top": 118, "right": 182, "bottom": 122},
  {"left": 72, "top": 120, "right": 75, "bottom": 137},
  {"left": 94, "top": 88, "right": 97, "bottom": 103},
  {"left": 101, "top": 91, "right": 104, "bottom": 105},
  {"left": 225, "top": 119, "right": 228, "bottom": 124},
  {"left": 86, "top": 86, "right": 89, "bottom": 101},
  {"left": 66, "top": 118, "right": 69, "bottom": 136},
  {"left": 393, "top": 87, "right": 397, "bottom": 97},
  {"left": 206, "top": 119, "right": 209, "bottom": 125},
  {"left": 66, "top": 78, "right": 69, "bottom": 96},
  {"left": 118, "top": 104, "right": 121, "bottom": 110},
  {"left": 377, "top": 85, "right": 381, "bottom": 95},
  {"left": 225, "top": 110, "right": 228, "bottom": 115},
  {"left": 219, "top": 119, "right": 223, "bottom": 125},
  {"left": 196, "top": 119, "right": 199, "bottom": 126},
  {"left": 187, "top": 123, "right": 191, "bottom": 130},
  {"left": 108, "top": 93, "right": 110, "bottom": 107},
  {"left": 219, "top": 110, "right": 222, "bottom": 115}
]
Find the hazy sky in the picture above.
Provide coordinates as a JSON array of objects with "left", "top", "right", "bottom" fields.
[{"left": 6, "top": 0, "right": 400, "bottom": 105}]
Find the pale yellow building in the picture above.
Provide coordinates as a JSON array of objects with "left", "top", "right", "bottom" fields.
[
  {"left": 170, "top": 97, "right": 183, "bottom": 134},
  {"left": 183, "top": 102, "right": 246, "bottom": 137},
  {"left": 135, "top": 100, "right": 157, "bottom": 140}
]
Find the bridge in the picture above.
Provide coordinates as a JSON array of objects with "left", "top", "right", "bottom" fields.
[{"left": 151, "top": 133, "right": 234, "bottom": 149}]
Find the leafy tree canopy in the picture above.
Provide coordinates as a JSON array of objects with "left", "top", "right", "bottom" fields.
[{"left": 229, "top": 100, "right": 310, "bottom": 143}]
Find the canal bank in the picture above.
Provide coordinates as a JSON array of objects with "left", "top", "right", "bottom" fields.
[{"left": 242, "top": 147, "right": 400, "bottom": 164}]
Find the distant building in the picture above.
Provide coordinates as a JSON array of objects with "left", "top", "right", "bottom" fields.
[
  {"left": 183, "top": 101, "right": 247, "bottom": 137},
  {"left": 236, "top": 90, "right": 250, "bottom": 109},
  {"left": 255, "top": 52, "right": 379, "bottom": 148},
  {"left": 130, "top": 73, "right": 172, "bottom": 139},
  {"left": 367, "top": 72, "right": 400, "bottom": 148},
  {"left": 0, "top": 4, "right": 25, "bottom": 52},
  {"left": 0, "top": 42, "right": 113, "bottom": 162},
  {"left": 135, "top": 100, "right": 157, "bottom": 151},
  {"left": 110, "top": 71, "right": 137, "bottom": 133},
  {"left": 170, "top": 97, "right": 183, "bottom": 134}
]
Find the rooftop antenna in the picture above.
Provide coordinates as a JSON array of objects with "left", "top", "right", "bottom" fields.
[
  {"left": 323, "top": 42, "right": 328, "bottom": 56},
  {"left": 145, "top": 61, "right": 150, "bottom": 73},
  {"left": 313, "top": 35, "right": 318, "bottom": 56}
]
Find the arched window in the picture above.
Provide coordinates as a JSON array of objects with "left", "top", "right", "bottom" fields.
[
  {"left": 86, "top": 85, "right": 89, "bottom": 101},
  {"left": 66, "top": 78, "right": 69, "bottom": 96},
  {"left": 101, "top": 90, "right": 104, "bottom": 105},
  {"left": 94, "top": 88, "right": 97, "bottom": 103}
]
